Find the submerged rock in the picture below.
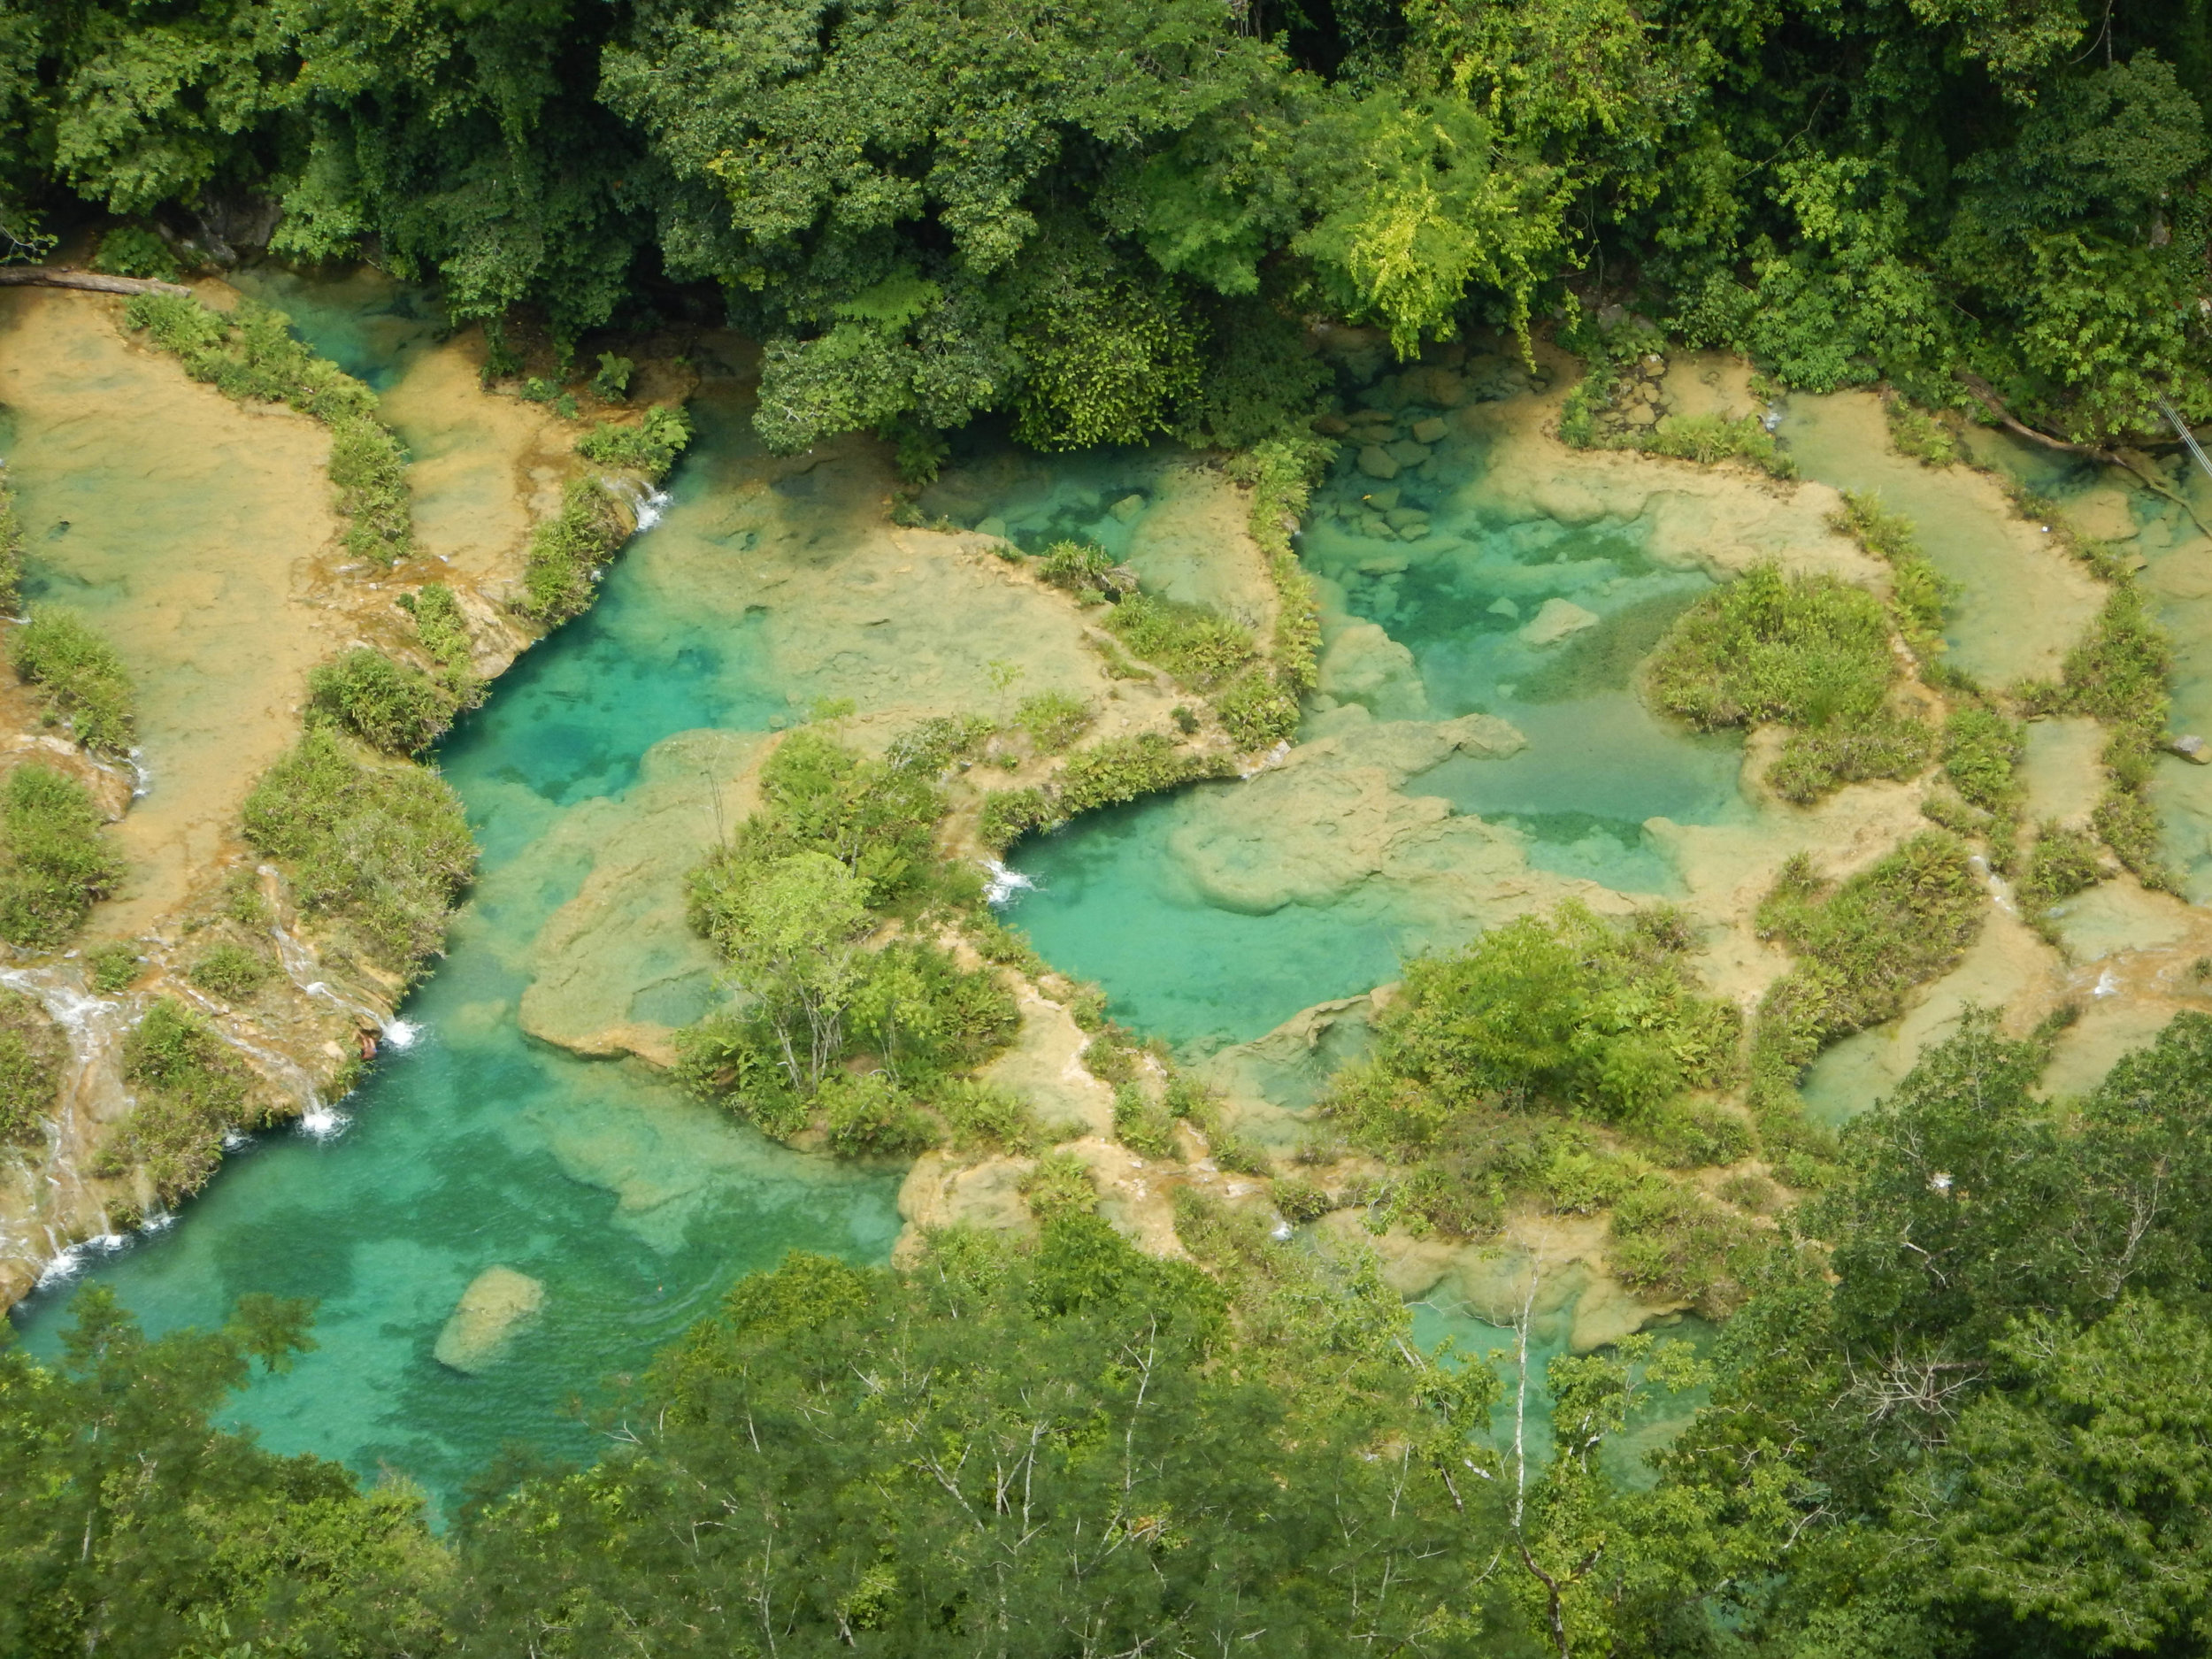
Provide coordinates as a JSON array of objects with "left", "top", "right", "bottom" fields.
[
  {"left": 1356, "top": 444, "right": 1399, "bottom": 480},
  {"left": 434, "top": 1265, "right": 545, "bottom": 1374},
  {"left": 1519, "top": 596, "right": 1601, "bottom": 646}
]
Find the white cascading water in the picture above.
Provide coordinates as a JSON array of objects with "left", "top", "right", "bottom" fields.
[{"left": 980, "top": 858, "right": 1037, "bottom": 905}]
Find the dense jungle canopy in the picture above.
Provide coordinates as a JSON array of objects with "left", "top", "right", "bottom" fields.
[{"left": 4, "top": 0, "right": 2211, "bottom": 450}]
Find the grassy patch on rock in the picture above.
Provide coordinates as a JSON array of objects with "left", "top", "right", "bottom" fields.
[
  {"left": 123, "top": 293, "right": 411, "bottom": 563},
  {"left": 93, "top": 996, "right": 266, "bottom": 1202},
  {"left": 0, "top": 764, "right": 124, "bottom": 949},
  {"left": 12, "top": 607, "right": 135, "bottom": 758},
  {"left": 242, "top": 729, "right": 474, "bottom": 979}
]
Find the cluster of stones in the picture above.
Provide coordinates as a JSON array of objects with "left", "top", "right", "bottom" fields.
[
  {"left": 1310, "top": 347, "right": 1537, "bottom": 545},
  {"left": 1591, "top": 351, "right": 1673, "bottom": 440}
]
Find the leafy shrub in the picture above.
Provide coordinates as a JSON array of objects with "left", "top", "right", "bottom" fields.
[
  {"left": 1769, "top": 710, "right": 1933, "bottom": 802},
  {"left": 573, "top": 404, "right": 693, "bottom": 481},
  {"left": 1748, "top": 832, "right": 1984, "bottom": 1110},
  {"left": 1102, "top": 594, "right": 1255, "bottom": 691},
  {"left": 851, "top": 939, "right": 1018, "bottom": 1084},
  {"left": 123, "top": 295, "right": 411, "bottom": 562},
  {"left": 1225, "top": 435, "right": 1328, "bottom": 695},
  {"left": 1829, "top": 490, "right": 1949, "bottom": 650},
  {"left": 12, "top": 607, "right": 135, "bottom": 757},
  {"left": 306, "top": 649, "right": 457, "bottom": 755},
  {"left": 1210, "top": 669, "right": 1299, "bottom": 749},
  {"left": 1647, "top": 564, "right": 1896, "bottom": 733},
  {"left": 242, "top": 730, "right": 474, "bottom": 977},
  {"left": 0, "top": 465, "right": 21, "bottom": 614},
  {"left": 1112, "top": 1081, "right": 1176, "bottom": 1159},
  {"left": 2017, "top": 822, "right": 2102, "bottom": 918},
  {"left": 1035, "top": 540, "right": 1118, "bottom": 592},
  {"left": 1942, "top": 705, "right": 2025, "bottom": 815},
  {"left": 821, "top": 1071, "right": 936, "bottom": 1157},
  {"left": 1272, "top": 1176, "right": 1335, "bottom": 1225},
  {"left": 590, "top": 351, "right": 634, "bottom": 401},
  {"left": 1057, "top": 733, "right": 1232, "bottom": 814},
  {"left": 397, "top": 582, "right": 486, "bottom": 711},
  {"left": 0, "top": 991, "right": 60, "bottom": 1142},
  {"left": 1081, "top": 1035, "right": 1139, "bottom": 1087},
  {"left": 1885, "top": 396, "right": 1958, "bottom": 466},
  {"left": 1020, "top": 1148, "right": 1097, "bottom": 1219},
  {"left": 1647, "top": 1102, "right": 1755, "bottom": 1168},
  {"left": 91, "top": 226, "right": 182, "bottom": 280},
  {"left": 936, "top": 1079, "right": 1043, "bottom": 1154},
  {"left": 87, "top": 941, "right": 140, "bottom": 994},
  {"left": 0, "top": 764, "right": 125, "bottom": 949},
  {"left": 1609, "top": 1175, "right": 1754, "bottom": 1309},
  {"left": 518, "top": 477, "right": 628, "bottom": 625},
  {"left": 886, "top": 714, "right": 995, "bottom": 776},
  {"left": 1641, "top": 411, "right": 1798, "bottom": 479},
  {"left": 1013, "top": 691, "right": 1093, "bottom": 752},
  {"left": 671, "top": 1012, "right": 807, "bottom": 1141},
  {"left": 188, "top": 941, "right": 273, "bottom": 1002},
  {"left": 980, "top": 787, "right": 1060, "bottom": 852},
  {"left": 96, "top": 997, "right": 261, "bottom": 1200}
]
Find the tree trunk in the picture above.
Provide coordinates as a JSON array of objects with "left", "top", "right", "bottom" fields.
[{"left": 0, "top": 266, "right": 192, "bottom": 298}]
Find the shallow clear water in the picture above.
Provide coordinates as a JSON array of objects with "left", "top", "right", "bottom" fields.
[
  {"left": 1001, "top": 395, "right": 1751, "bottom": 1049},
  {"left": 10, "top": 325, "right": 900, "bottom": 1513}
]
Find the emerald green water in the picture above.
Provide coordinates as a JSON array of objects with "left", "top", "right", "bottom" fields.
[
  {"left": 11, "top": 326, "right": 901, "bottom": 1511},
  {"left": 1002, "top": 403, "right": 1749, "bottom": 1051}
]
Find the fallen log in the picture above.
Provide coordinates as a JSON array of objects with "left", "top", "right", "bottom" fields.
[{"left": 0, "top": 265, "right": 191, "bottom": 298}]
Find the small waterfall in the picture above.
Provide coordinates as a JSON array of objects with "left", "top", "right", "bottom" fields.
[
  {"left": 603, "top": 476, "right": 672, "bottom": 535},
  {"left": 980, "top": 858, "right": 1037, "bottom": 905}
]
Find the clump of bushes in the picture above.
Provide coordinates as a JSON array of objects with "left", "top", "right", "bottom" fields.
[
  {"left": 1210, "top": 668, "right": 1299, "bottom": 749},
  {"left": 821, "top": 1071, "right": 936, "bottom": 1157},
  {"left": 979, "top": 735, "right": 1233, "bottom": 851},
  {"left": 306, "top": 649, "right": 457, "bottom": 755},
  {"left": 1102, "top": 594, "right": 1256, "bottom": 691},
  {"left": 242, "top": 730, "right": 474, "bottom": 977},
  {"left": 936, "top": 1079, "right": 1044, "bottom": 1155},
  {"left": 518, "top": 478, "right": 628, "bottom": 626},
  {"left": 94, "top": 996, "right": 263, "bottom": 1201},
  {"left": 1224, "top": 435, "right": 1327, "bottom": 695},
  {"left": 1942, "top": 705, "right": 2025, "bottom": 816},
  {"left": 91, "top": 226, "right": 182, "bottom": 281},
  {"left": 1747, "top": 831, "right": 1984, "bottom": 1110},
  {"left": 1013, "top": 690, "right": 1093, "bottom": 752},
  {"left": 188, "top": 941, "right": 273, "bottom": 1002},
  {"left": 86, "top": 941, "right": 140, "bottom": 994},
  {"left": 1035, "top": 540, "right": 1121, "bottom": 595},
  {"left": 1609, "top": 1172, "right": 1756, "bottom": 1310},
  {"left": 573, "top": 404, "right": 693, "bottom": 481},
  {"left": 590, "top": 351, "right": 634, "bottom": 402},
  {"left": 0, "top": 463, "right": 23, "bottom": 613},
  {"left": 1647, "top": 563, "right": 1930, "bottom": 801},
  {"left": 396, "top": 583, "right": 487, "bottom": 711},
  {"left": 1021, "top": 1148, "right": 1097, "bottom": 1219},
  {"left": 2017, "top": 822, "right": 2103, "bottom": 925},
  {"left": 12, "top": 607, "right": 135, "bottom": 757},
  {"left": 2026, "top": 587, "right": 2180, "bottom": 890},
  {"left": 0, "top": 989, "right": 61, "bottom": 1142},
  {"left": 123, "top": 294, "right": 411, "bottom": 563},
  {"left": 1885, "top": 395, "right": 1959, "bottom": 466},
  {"left": 1360, "top": 902, "right": 1740, "bottom": 1127},
  {"left": 1640, "top": 412, "right": 1797, "bottom": 479},
  {"left": 1828, "top": 490, "right": 1949, "bottom": 653},
  {"left": 0, "top": 764, "right": 125, "bottom": 949}
]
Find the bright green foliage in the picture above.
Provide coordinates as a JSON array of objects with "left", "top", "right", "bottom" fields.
[
  {"left": 1112, "top": 1079, "right": 1176, "bottom": 1158},
  {"left": 691, "top": 731, "right": 943, "bottom": 910},
  {"left": 11, "top": 606, "right": 134, "bottom": 757},
  {"left": 1647, "top": 565, "right": 1898, "bottom": 733},
  {"left": 86, "top": 941, "right": 140, "bottom": 995},
  {"left": 2040, "top": 585, "right": 2179, "bottom": 889},
  {"left": 94, "top": 997, "right": 261, "bottom": 1201},
  {"left": 188, "top": 940, "right": 273, "bottom": 1002},
  {"left": 0, "top": 764, "right": 124, "bottom": 950},
  {"left": 818, "top": 1070, "right": 935, "bottom": 1157},
  {"left": 1033, "top": 538, "right": 1119, "bottom": 594},
  {"left": 1371, "top": 902, "right": 1739, "bottom": 1125},
  {"left": 397, "top": 581, "right": 486, "bottom": 711},
  {"left": 305, "top": 647, "right": 456, "bottom": 756},
  {"left": 90, "top": 225, "right": 181, "bottom": 280},
  {"left": 2018, "top": 821, "right": 2105, "bottom": 919},
  {"left": 518, "top": 478, "right": 627, "bottom": 626},
  {"left": 693, "top": 850, "right": 871, "bottom": 1099},
  {"left": 979, "top": 785, "right": 1059, "bottom": 851},
  {"left": 1942, "top": 705, "right": 2026, "bottom": 816},
  {"left": 572, "top": 403, "right": 693, "bottom": 480},
  {"left": 1102, "top": 592, "right": 1256, "bottom": 691},
  {"left": 455, "top": 1228, "right": 1516, "bottom": 1654},
  {"left": 589, "top": 351, "right": 634, "bottom": 401},
  {"left": 1013, "top": 271, "right": 1202, "bottom": 449},
  {"left": 0, "top": 989, "right": 60, "bottom": 1143},
  {"left": 1748, "top": 832, "right": 1984, "bottom": 1109},
  {"left": 849, "top": 938, "right": 1018, "bottom": 1086},
  {"left": 241, "top": 729, "right": 474, "bottom": 978},
  {"left": 934, "top": 1079, "right": 1043, "bottom": 1155},
  {"left": 1647, "top": 562, "right": 1930, "bottom": 802},
  {"left": 123, "top": 295, "right": 411, "bottom": 562},
  {"left": 0, "top": 465, "right": 21, "bottom": 615},
  {"left": 0, "top": 1288, "right": 445, "bottom": 1656},
  {"left": 1011, "top": 689, "right": 1092, "bottom": 752},
  {"left": 1829, "top": 490, "right": 1949, "bottom": 651},
  {"left": 1886, "top": 396, "right": 1959, "bottom": 465},
  {"left": 1210, "top": 667, "right": 1301, "bottom": 749},
  {"left": 1057, "top": 733, "right": 1234, "bottom": 818}
]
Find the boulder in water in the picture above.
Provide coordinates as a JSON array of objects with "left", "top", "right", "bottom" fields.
[
  {"left": 1520, "top": 597, "right": 1601, "bottom": 647},
  {"left": 434, "top": 1265, "right": 545, "bottom": 1374}
]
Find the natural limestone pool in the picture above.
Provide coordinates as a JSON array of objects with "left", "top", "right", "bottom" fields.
[{"left": 14, "top": 288, "right": 2212, "bottom": 1511}]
